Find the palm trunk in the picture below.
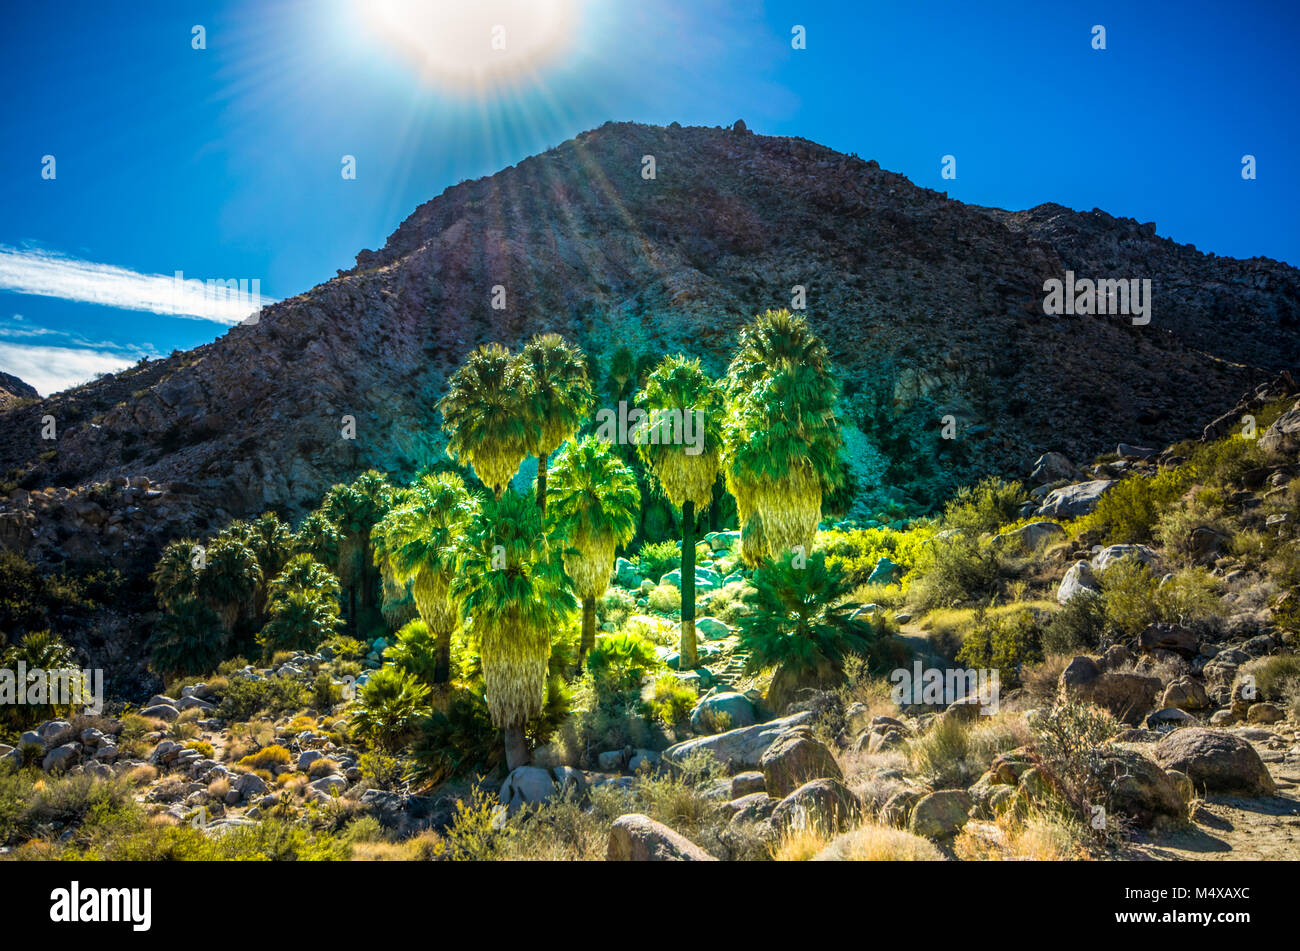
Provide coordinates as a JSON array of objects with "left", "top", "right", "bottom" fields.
[
  {"left": 536, "top": 452, "right": 549, "bottom": 513},
  {"left": 504, "top": 723, "right": 530, "bottom": 770},
  {"left": 680, "top": 499, "right": 697, "bottom": 669},
  {"left": 577, "top": 596, "right": 597, "bottom": 669},
  {"left": 434, "top": 624, "right": 452, "bottom": 684}
]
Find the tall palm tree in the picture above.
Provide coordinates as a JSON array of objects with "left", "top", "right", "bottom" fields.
[
  {"left": 322, "top": 471, "right": 394, "bottom": 636},
  {"left": 196, "top": 534, "right": 261, "bottom": 639},
  {"left": 373, "top": 471, "right": 476, "bottom": 684},
  {"left": 547, "top": 436, "right": 640, "bottom": 667},
  {"left": 439, "top": 343, "right": 532, "bottom": 498},
  {"left": 724, "top": 309, "right": 844, "bottom": 565},
  {"left": 517, "top": 334, "right": 593, "bottom": 513},
  {"left": 151, "top": 538, "right": 203, "bottom": 610},
  {"left": 450, "top": 490, "right": 576, "bottom": 770},
  {"left": 257, "top": 554, "right": 343, "bottom": 655},
  {"left": 635, "top": 356, "right": 724, "bottom": 669}
]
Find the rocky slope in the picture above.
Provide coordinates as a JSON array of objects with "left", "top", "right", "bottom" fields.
[
  {"left": 2, "top": 120, "right": 1298, "bottom": 567},
  {"left": 0, "top": 372, "right": 36, "bottom": 411}
]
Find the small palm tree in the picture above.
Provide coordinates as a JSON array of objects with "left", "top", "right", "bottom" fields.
[
  {"left": 736, "top": 551, "right": 879, "bottom": 712},
  {"left": 451, "top": 490, "right": 576, "bottom": 770},
  {"left": 439, "top": 343, "right": 532, "bottom": 498},
  {"left": 257, "top": 553, "right": 342, "bottom": 654},
  {"left": 724, "top": 309, "right": 843, "bottom": 565},
  {"left": 149, "top": 596, "right": 223, "bottom": 679},
  {"left": 352, "top": 665, "right": 432, "bottom": 751},
  {"left": 372, "top": 471, "right": 476, "bottom": 684},
  {"left": 636, "top": 356, "right": 724, "bottom": 669},
  {"left": 518, "top": 334, "right": 593, "bottom": 513},
  {"left": 196, "top": 535, "right": 261, "bottom": 639},
  {"left": 547, "top": 436, "right": 640, "bottom": 666},
  {"left": 151, "top": 538, "right": 203, "bottom": 610}
]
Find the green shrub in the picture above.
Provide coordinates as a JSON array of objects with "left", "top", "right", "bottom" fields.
[
  {"left": 636, "top": 540, "right": 680, "bottom": 584},
  {"left": 238, "top": 744, "right": 292, "bottom": 771},
  {"left": 906, "top": 533, "right": 1003, "bottom": 611},
  {"left": 384, "top": 619, "right": 439, "bottom": 685},
  {"left": 351, "top": 666, "right": 431, "bottom": 751},
  {"left": 597, "top": 588, "right": 636, "bottom": 629},
  {"left": 1078, "top": 469, "right": 1190, "bottom": 544},
  {"left": 587, "top": 632, "right": 661, "bottom": 692},
  {"left": 646, "top": 584, "right": 682, "bottom": 613},
  {"left": 1239, "top": 654, "right": 1300, "bottom": 702},
  {"left": 220, "top": 674, "right": 310, "bottom": 721},
  {"left": 1042, "top": 592, "right": 1108, "bottom": 655},
  {"left": 942, "top": 477, "right": 1028, "bottom": 536},
  {"left": 955, "top": 606, "right": 1043, "bottom": 687},
  {"left": 645, "top": 674, "right": 696, "bottom": 726}
]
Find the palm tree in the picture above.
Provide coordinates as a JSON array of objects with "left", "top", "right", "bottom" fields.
[
  {"left": 196, "top": 534, "right": 261, "bottom": 639},
  {"left": 151, "top": 538, "right": 203, "bottom": 610},
  {"left": 322, "top": 471, "right": 395, "bottom": 637},
  {"left": 439, "top": 343, "right": 532, "bottom": 498},
  {"left": 635, "top": 356, "right": 724, "bottom": 669},
  {"left": 518, "top": 334, "right": 593, "bottom": 514},
  {"left": 450, "top": 490, "right": 576, "bottom": 770},
  {"left": 547, "top": 436, "right": 640, "bottom": 667},
  {"left": 149, "top": 596, "right": 223, "bottom": 680},
  {"left": 724, "top": 309, "right": 844, "bottom": 565},
  {"left": 736, "top": 550, "right": 880, "bottom": 712},
  {"left": 372, "top": 471, "right": 476, "bottom": 684}
]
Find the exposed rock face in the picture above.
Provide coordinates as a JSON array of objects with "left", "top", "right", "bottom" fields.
[
  {"left": 1, "top": 121, "right": 1294, "bottom": 562},
  {"left": 607, "top": 813, "right": 716, "bottom": 861},
  {"left": 0, "top": 371, "right": 37, "bottom": 409},
  {"left": 1153, "top": 728, "right": 1277, "bottom": 797}
]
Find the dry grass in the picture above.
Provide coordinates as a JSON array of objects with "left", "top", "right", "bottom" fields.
[
  {"left": 770, "top": 825, "right": 833, "bottom": 861},
  {"left": 127, "top": 764, "right": 158, "bottom": 786},
  {"left": 814, "top": 822, "right": 944, "bottom": 861},
  {"left": 953, "top": 809, "right": 1091, "bottom": 861},
  {"left": 1020, "top": 653, "right": 1072, "bottom": 707}
]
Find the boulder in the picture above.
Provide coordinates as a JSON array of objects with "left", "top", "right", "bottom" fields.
[
  {"left": 1037, "top": 480, "right": 1114, "bottom": 519},
  {"left": 1057, "top": 561, "right": 1100, "bottom": 604},
  {"left": 1091, "top": 544, "right": 1158, "bottom": 573},
  {"left": 614, "top": 557, "right": 642, "bottom": 589},
  {"left": 139, "top": 703, "right": 180, "bottom": 722},
  {"left": 607, "top": 814, "right": 716, "bottom": 861},
  {"left": 690, "top": 691, "right": 756, "bottom": 734},
  {"left": 1259, "top": 406, "right": 1300, "bottom": 455},
  {"left": 693, "top": 616, "right": 732, "bottom": 640},
  {"left": 499, "top": 766, "right": 560, "bottom": 812},
  {"left": 1139, "top": 623, "right": 1199, "bottom": 659},
  {"left": 663, "top": 711, "right": 812, "bottom": 772},
  {"left": 1161, "top": 678, "right": 1209, "bottom": 711},
  {"left": 770, "top": 778, "right": 859, "bottom": 835},
  {"left": 909, "top": 790, "right": 973, "bottom": 840},
  {"left": 661, "top": 566, "right": 722, "bottom": 593},
  {"left": 993, "top": 521, "right": 1066, "bottom": 551},
  {"left": 42, "top": 743, "right": 79, "bottom": 773},
  {"left": 731, "top": 771, "right": 767, "bottom": 798},
  {"left": 866, "top": 556, "right": 902, "bottom": 586},
  {"left": 1058, "top": 655, "right": 1160, "bottom": 725},
  {"left": 1030, "top": 452, "right": 1082, "bottom": 484},
  {"left": 234, "top": 772, "right": 268, "bottom": 798},
  {"left": 760, "top": 731, "right": 842, "bottom": 798},
  {"left": 721, "top": 792, "right": 778, "bottom": 824},
  {"left": 1153, "top": 728, "right": 1276, "bottom": 796}
]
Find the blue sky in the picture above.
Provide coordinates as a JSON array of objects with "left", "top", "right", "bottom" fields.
[{"left": 2, "top": 0, "right": 1296, "bottom": 394}]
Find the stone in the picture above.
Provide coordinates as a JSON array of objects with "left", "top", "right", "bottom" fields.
[
  {"left": 663, "top": 711, "right": 812, "bottom": 772},
  {"left": 234, "top": 772, "right": 268, "bottom": 798},
  {"left": 607, "top": 814, "right": 716, "bottom": 861},
  {"left": 42, "top": 743, "right": 79, "bottom": 773},
  {"left": 627, "top": 749, "right": 660, "bottom": 773},
  {"left": 693, "top": 616, "right": 732, "bottom": 640},
  {"left": 499, "top": 766, "right": 559, "bottom": 811},
  {"left": 1030, "top": 451, "right": 1082, "bottom": 484},
  {"left": 297, "top": 749, "right": 328, "bottom": 772},
  {"left": 1037, "top": 480, "right": 1115, "bottom": 519},
  {"left": 992, "top": 521, "right": 1067, "bottom": 551},
  {"left": 731, "top": 771, "right": 767, "bottom": 798},
  {"left": 909, "top": 790, "right": 973, "bottom": 839},
  {"left": 690, "top": 691, "right": 756, "bottom": 735},
  {"left": 1161, "top": 678, "right": 1209, "bottom": 711},
  {"left": 1259, "top": 407, "right": 1300, "bottom": 455},
  {"left": 597, "top": 750, "right": 625, "bottom": 772},
  {"left": 1058, "top": 655, "right": 1160, "bottom": 725},
  {"left": 1096, "top": 747, "right": 1186, "bottom": 827},
  {"left": 37, "top": 720, "right": 74, "bottom": 745},
  {"left": 724, "top": 792, "right": 778, "bottom": 825},
  {"left": 1091, "top": 544, "right": 1158, "bottom": 573},
  {"left": 866, "top": 556, "right": 901, "bottom": 586},
  {"left": 139, "top": 703, "right": 180, "bottom": 722},
  {"left": 1139, "top": 623, "right": 1199, "bottom": 659},
  {"left": 759, "top": 731, "right": 843, "bottom": 798},
  {"left": 880, "top": 789, "right": 923, "bottom": 828},
  {"left": 1146, "top": 707, "right": 1198, "bottom": 728},
  {"left": 1246, "top": 702, "right": 1284, "bottom": 724},
  {"left": 661, "top": 566, "right": 722, "bottom": 593},
  {"left": 1057, "top": 561, "right": 1101, "bottom": 604},
  {"left": 771, "top": 779, "right": 859, "bottom": 834},
  {"left": 1153, "top": 728, "right": 1276, "bottom": 796},
  {"left": 614, "top": 557, "right": 642, "bottom": 589}
]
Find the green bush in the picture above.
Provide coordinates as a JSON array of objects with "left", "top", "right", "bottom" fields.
[
  {"left": 636, "top": 540, "right": 680, "bottom": 585},
  {"left": 955, "top": 606, "right": 1043, "bottom": 687},
  {"left": 351, "top": 666, "right": 431, "bottom": 751},
  {"left": 220, "top": 673, "right": 311, "bottom": 721},
  {"left": 942, "top": 477, "right": 1028, "bottom": 536},
  {"left": 645, "top": 674, "right": 696, "bottom": 726},
  {"left": 906, "top": 533, "right": 1003, "bottom": 612},
  {"left": 587, "top": 632, "right": 661, "bottom": 692},
  {"left": 646, "top": 584, "right": 682, "bottom": 613},
  {"left": 1042, "top": 592, "right": 1108, "bottom": 655}
]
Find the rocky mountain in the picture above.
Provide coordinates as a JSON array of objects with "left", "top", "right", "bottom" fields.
[
  {"left": 0, "top": 371, "right": 37, "bottom": 411},
  {"left": 1, "top": 120, "right": 1298, "bottom": 569}
]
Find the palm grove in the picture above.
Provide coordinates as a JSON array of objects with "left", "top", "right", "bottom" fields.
[{"left": 148, "top": 311, "right": 881, "bottom": 770}]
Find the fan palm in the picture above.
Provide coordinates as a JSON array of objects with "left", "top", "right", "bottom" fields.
[
  {"left": 450, "top": 490, "right": 576, "bottom": 769},
  {"left": 149, "top": 596, "right": 223, "bottom": 680},
  {"left": 724, "top": 309, "right": 844, "bottom": 565},
  {"left": 635, "top": 356, "right": 724, "bottom": 669},
  {"left": 547, "top": 436, "right": 640, "bottom": 666},
  {"left": 151, "top": 538, "right": 203, "bottom": 610},
  {"left": 196, "top": 534, "right": 261, "bottom": 637},
  {"left": 322, "top": 471, "right": 395, "bottom": 636},
  {"left": 736, "top": 550, "right": 879, "bottom": 712},
  {"left": 372, "top": 471, "right": 476, "bottom": 684},
  {"left": 517, "top": 334, "right": 593, "bottom": 513},
  {"left": 439, "top": 343, "right": 532, "bottom": 498}
]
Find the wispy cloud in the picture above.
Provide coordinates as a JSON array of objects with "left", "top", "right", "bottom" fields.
[
  {"left": 0, "top": 245, "right": 275, "bottom": 324},
  {"left": 0, "top": 315, "right": 160, "bottom": 397},
  {"left": 0, "top": 342, "right": 139, "bottom": 398}
]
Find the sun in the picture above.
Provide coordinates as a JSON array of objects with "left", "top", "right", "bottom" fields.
[{"left": 362, "top": 0, "right": 580, "bottom": 91}]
